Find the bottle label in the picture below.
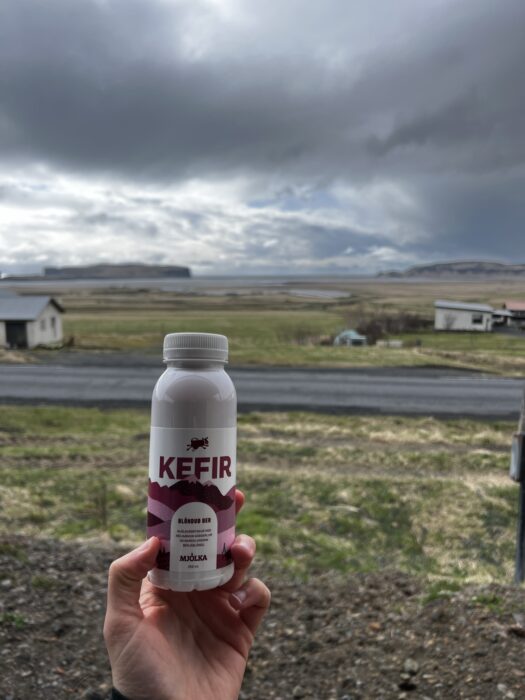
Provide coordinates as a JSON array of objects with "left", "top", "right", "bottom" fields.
[{"left": 147, "top": 427, "right": 236, "bottom": 573}]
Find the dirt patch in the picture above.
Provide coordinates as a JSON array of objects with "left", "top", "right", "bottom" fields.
[
  {"left": 0, "top": 349, "right": 34, "bottom": 364},
  {"left": 1, "top": 536, "right": 525, "bottom": 699}
]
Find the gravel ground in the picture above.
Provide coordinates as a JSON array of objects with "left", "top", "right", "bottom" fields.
[{"left": 1, "top": 536, "right": 525, "bottom": 699}]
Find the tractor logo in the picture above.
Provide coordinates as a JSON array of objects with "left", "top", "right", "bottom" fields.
[{"left": 186, "top": 436, "right": 209, "bottom": 451}]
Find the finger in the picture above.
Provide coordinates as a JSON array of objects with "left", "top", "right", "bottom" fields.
[
  {"left": 229, "top": 578, "right": 271, "bottom": 635},
  {"left": 107, "top": 537, "right": 160, "bottom": 618},
  {"left": 235, "top": 488, "right": 245, "bottom": 514},
  {"left": 220, "top": 534, "right": 255, "bottom": 592}
]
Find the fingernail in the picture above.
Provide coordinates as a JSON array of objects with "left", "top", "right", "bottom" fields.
[
  {"left": 231, "top": 589, "right": 247, "bottom": 609},
  {"left": 137, "top": 538, "right": 152, "bottom": 552}
]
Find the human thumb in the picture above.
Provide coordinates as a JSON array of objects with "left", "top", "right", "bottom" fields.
[{"left": 107, "top": 537, "right": 160, "bottom": 617}]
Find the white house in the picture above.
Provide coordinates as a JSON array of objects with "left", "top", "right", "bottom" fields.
[
  {"left": 434, "top": 300, "right": 493, "bottom": 332},
  {"left": 0, "top": 295, "right": 64, "bottom": 348}
]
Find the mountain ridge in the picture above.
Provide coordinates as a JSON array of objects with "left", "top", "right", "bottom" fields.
[{"left": 378, "top": 261, "right": 525, "bottom": 278}]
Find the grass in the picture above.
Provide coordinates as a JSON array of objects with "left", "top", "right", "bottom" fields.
[
  {"left": 471, "top": 592, "right": 505, "bottom": 613},
  {"left": 395, "top": 330, "right": 525, "bottom": 374},
  {"left": 29, "top": 282, "right": 519, "bottom": 374},
  {"left": 0, "top": 405, "right": 519, "bottom": 586},
  {"left": 63, "top": 309, "right": 344, "bottom": 357},
  {"left": 0, "top": 612, "right": 26, "bottom": 629},
  {"left": 62, "top": 306, "right": 438, "bottom": 368},
  {"left": 61, "top": 310, "right": 525, "bottom": 373},
  {"left": 31, "top": 574, "right": 57, "bottom": 590},
  {"left": 421, "top": 578, "right": 464, "bottom": 604}
]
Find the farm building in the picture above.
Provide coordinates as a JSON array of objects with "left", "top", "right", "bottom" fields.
[
  {"left": 0, "top": 295, "right": 64, "bottom": 348},
  {"left": 434, "top": 300, "right": 493, "bottom": 332},
  {"left": 333, "top": 329, "right": 368, "bottom": 346},
  {"left": 502, "top": 301, "right": 525, "bottom": 327}
]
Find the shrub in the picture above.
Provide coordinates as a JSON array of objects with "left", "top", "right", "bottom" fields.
[{"left": 355, "top": 313, "right": 431, "bottom": 344}]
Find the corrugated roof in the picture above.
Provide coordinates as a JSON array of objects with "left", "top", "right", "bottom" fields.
[
  {"left": 503, "top": 301, "right": 525, "bottom": 311},
  {"left": 0, "top": 296, "right": 63, "bottom": 321},
  {"left": 434, "top": 300, "right": 493, "bottom": 313}
]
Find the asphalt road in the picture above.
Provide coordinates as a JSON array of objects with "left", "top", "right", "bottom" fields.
[{"left": 0, "top": 364, "right": 523, "bottom": 418}]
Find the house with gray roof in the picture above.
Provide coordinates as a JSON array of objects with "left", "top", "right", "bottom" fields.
[
  {"left": 0, "top": 294, "right": 65, "bottom": 348},
  {"left": 434, "top": 300, "right": 493, "bottom": 332}
]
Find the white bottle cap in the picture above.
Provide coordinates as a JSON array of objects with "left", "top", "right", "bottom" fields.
[{"left": 163, "top": 332, "right": 228, "bottom": 363}]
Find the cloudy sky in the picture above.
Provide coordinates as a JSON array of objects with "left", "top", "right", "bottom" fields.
[{"left": 1, "top": 0, "right": 524, "bottom": 275}]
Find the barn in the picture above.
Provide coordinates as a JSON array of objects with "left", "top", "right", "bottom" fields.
[
  {"left": 502, "top": 301, "right": 525, "bottom": 328},
  {"left": 434, "top": 300, "right": 493, "bottom": 332},
  {"left": 0, "top": 294, "right": 65, "bottom": 348}
]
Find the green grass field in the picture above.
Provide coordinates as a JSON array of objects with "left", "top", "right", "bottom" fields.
[
  {"left": 42, "top": 280, "right": 525, "bottom": 373},
  {"left": 0, "top": 405, "right": 518, "bottom": 586},
  {"left": 63, "top": 308, "right": 343, "bottom": 356},
  {"left": 61, "top": 307, "right": 445, "bottom": 368}
]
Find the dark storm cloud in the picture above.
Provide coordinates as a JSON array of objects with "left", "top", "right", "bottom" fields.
[
  {"left": 409, "top": 170, "right": 525, "bottom": 259},
  {"left": 241, "top": 218, "right": 393, "bottom": 261},
  {"left": 0, "top": 0, "right": 320, "bottom": 178},
  {"left": 1, "top": 0, "right": 522, "bottom": 180},
  {"left": 0, "top": 0, "right": 524, "bottom": 271},
  {"left": 366, "top": 94, "right": 485, "bottom": 157}
]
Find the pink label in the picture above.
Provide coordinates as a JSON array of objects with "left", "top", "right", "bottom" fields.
[{"left": 147, "top": 427, "right": 236, "bottom": 572}]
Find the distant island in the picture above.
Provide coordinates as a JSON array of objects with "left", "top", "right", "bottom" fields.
[
  {"left": 378, "top": 261, "right": 525, "bottom": 278},
  {"left": 1, "top": 263, "right": 191, "bottom": 281},
  {"left": 44, "top": 263, "right": 191, "bottom": 279}
]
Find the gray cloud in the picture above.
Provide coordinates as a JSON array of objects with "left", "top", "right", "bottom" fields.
[{"left": 0, "top": 0, "right": 524, "bottom": 272}]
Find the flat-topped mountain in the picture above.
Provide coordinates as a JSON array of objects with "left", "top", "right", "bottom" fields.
[
  {"left": 378, "top": 261, "right": 525, "bottom": 278},
  {"left": 43, "top": 263, "right": 191, "bottom": 279}
]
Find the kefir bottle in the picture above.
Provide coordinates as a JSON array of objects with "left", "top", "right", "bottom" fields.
[{"left": 147, "top": 333, "right": 236, "bottom": 591}]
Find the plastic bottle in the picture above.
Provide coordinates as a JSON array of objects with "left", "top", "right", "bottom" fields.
[{"left": 147, "top": 332, "right": 236, "bottom": 591}]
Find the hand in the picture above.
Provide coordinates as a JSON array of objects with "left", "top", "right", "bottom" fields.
[{"left": 103, "top": 490, "right": 270, "bottom": 700}]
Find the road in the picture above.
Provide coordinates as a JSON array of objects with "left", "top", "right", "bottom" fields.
[{"left": 0, "top": 364, "right": 523, "bottom": 418}]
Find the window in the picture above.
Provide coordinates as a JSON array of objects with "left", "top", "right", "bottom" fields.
[
  {"left": 472, "top": 313, "right": 483, "bottom": 324},
  {"left": 40, "top": 319, "right": 46, "bottom": 331},
  {"left": 51, "top": 316, "right": 57, "bottom": 336}
]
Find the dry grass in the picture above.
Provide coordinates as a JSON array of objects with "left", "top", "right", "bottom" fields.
[
  {"left": 0, "top": 405, "right": 519, "bottom": 585},
  {"left": 0, "top": 349, "right": 32, "bottom": 363},
  {"left": 14, "top": 280, "right": 508, "bottom": 373},
  {"left": 0, "top": 277, "right": 521, "bottom": 370}
]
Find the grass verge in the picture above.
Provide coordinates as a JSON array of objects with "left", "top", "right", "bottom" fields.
[
  {"left": 2, "top": 278, "right": 524, "bottom": 372},
  {"left": 0, "top": 405, "right": 518, "bottom": 585}
]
